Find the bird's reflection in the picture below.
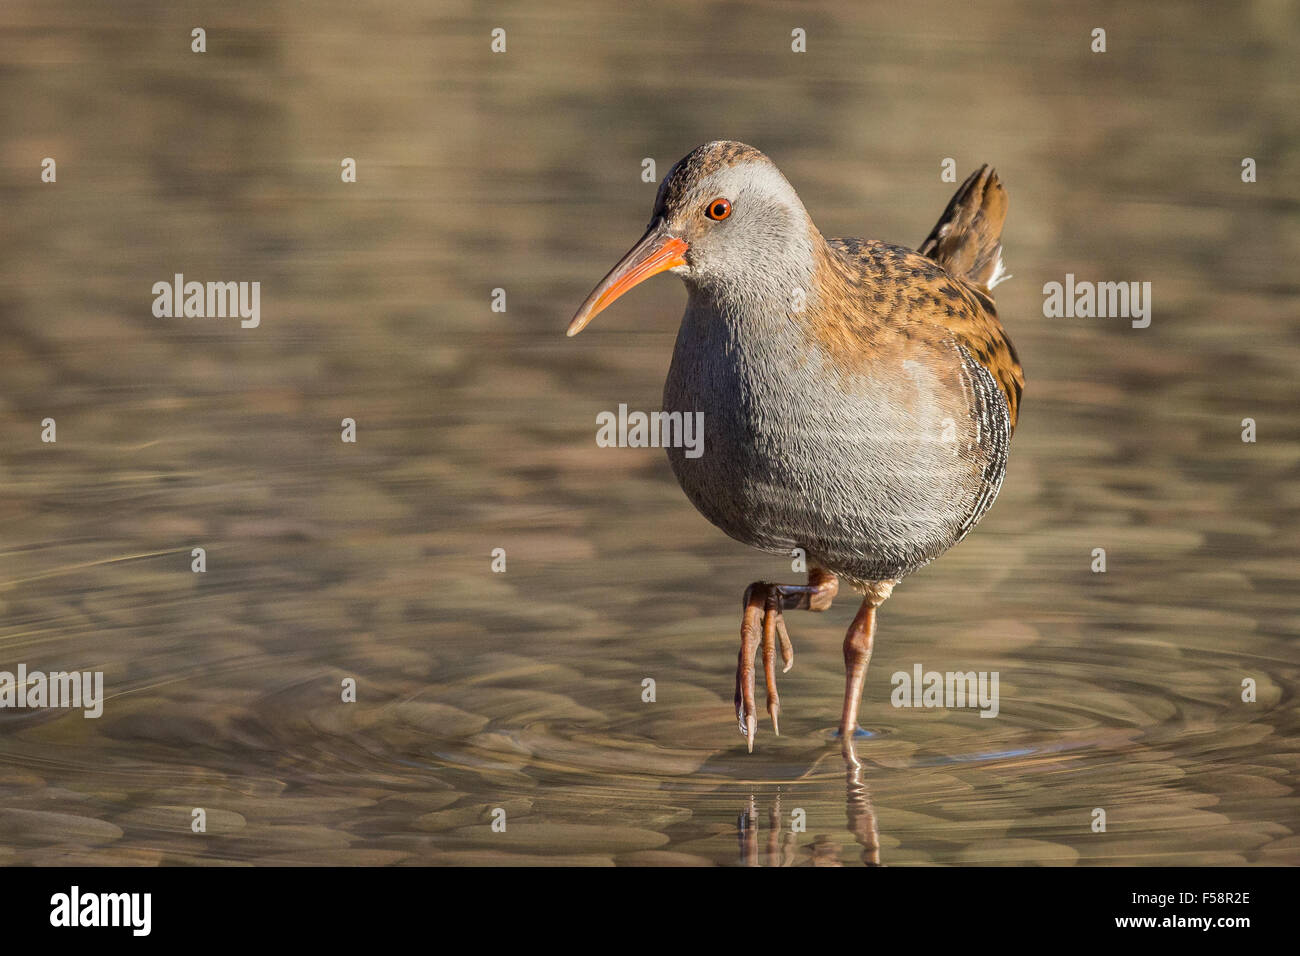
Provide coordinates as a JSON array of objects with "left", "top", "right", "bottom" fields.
[
  {"left": 737, "top": 791, "right": 797, "bottom": 866},
  {"left": 737, "top": 737, "right": 881, "bottom": 866}
]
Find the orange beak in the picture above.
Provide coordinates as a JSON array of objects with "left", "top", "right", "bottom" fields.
[{"left": 567, "top": 220, "right": 689, "bottom": 336}]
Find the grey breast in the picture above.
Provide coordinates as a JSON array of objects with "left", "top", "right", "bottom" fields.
[{"left": 662, "top": 295, "right": 1010, "bottom": 584}]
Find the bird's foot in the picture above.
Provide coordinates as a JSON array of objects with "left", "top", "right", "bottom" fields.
[
  {"left": 735, "top": 584, "right": 790, "bottom": 750},
  {"left": 734, "top": 570, "right": 838, "bottom": 752}
]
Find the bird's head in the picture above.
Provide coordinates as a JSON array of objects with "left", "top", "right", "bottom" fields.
[{"left": 567, "top": 141, "right": 816, "bottom": 336}]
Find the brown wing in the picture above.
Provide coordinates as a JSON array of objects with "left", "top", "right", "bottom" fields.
[
  {"left": 917, "top": 165, "right": 1021, "bottom": 429},
  {"left": 933, "top": 275, "right": 1023, "bottom": 431},
  {"left": 815, "top": 239, "right": 1023, "bottom": 431}
]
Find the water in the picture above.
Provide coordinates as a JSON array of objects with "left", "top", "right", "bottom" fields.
[{"left": 0, "top": 0, "right": 1296, "bottom": 865}]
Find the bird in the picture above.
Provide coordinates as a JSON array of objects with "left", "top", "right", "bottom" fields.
[{"left": 567, "top": 141, "right": 1023, "bottom": 754}]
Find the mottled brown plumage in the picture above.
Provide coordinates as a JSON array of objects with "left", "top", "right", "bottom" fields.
[
  {"left": 813, "top": 226, "right": 1023, "bottom": 429},
  {"left": 568, "top": 142, "right": 1023, "bottom": 756}
]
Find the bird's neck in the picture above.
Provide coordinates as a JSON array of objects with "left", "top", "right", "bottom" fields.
[
  {"left": 683, "top": 223, "right": 827, "bottom": 342},
  {"left": 678, "top": 228, "right": 903, "bottom": 392}
]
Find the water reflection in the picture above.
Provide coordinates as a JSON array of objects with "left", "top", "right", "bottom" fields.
[
  {"left": 737, "top": 741, "right": 882, "bottom": 866},
  {"left": 843, "top": 741, "right": 884, "bottom": 867}
]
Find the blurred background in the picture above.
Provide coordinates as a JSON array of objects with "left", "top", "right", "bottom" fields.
[{"left": 0, "top": 0, "right": 1296, "bottom": 865}]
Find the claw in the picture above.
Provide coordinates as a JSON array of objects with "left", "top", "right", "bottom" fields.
[
  {"left": 776, "top": 613, "right": 794, "bottom": 673},
  {"left": 761, "top": 597, "right": 781, "bottom": 735},
  {"left": 737, "top": 589, "right": 763, "bottom": 749}
]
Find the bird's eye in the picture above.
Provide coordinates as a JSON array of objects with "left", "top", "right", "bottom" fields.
[{"left": 705, "top": 198, "right": 732, "bottom": 221}]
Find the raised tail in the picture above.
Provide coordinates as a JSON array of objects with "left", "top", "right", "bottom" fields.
[{"left": 918, "top": 165, "right": 1009, "bottom": 295}]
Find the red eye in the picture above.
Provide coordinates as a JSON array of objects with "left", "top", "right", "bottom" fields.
[{"left": 705, "top": 198, "right": 732, "bottom": 221}]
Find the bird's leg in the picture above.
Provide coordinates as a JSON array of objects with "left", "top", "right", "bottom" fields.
[
  {"left": 736, "top": 569, "right": 839, "bottom": 751},
  {"left": 838, "top": 600, "right": 876, "bottom": 743},
  {"left": 839, "top": 582, "right": 895, "bottom": 753},
  {"left": 737, "top": 591, "right": 763, "bottom": 749}
]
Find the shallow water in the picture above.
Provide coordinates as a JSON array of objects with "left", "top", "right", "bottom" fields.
[{"left": 0, "top": 1, "right": 1296, "bottom": 865}]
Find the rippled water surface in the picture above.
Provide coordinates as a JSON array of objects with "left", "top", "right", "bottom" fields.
[{"left": 0, "top": 1, "right": 1297, "bottom": 864}]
